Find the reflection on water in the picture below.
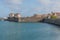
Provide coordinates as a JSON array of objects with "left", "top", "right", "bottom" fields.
[{"left": 0, "top": 21, "right": 60, "bottom": 40}]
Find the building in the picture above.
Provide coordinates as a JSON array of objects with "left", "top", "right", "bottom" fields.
[
  {"left": 7, "top": 13, "right": 21, "bottom": 22},
  {"left": 54, "top": 12, "right": 60, "bottom": 18},
  {"left": 14, "top": 13, "right": 21, "bottom": 22},
  {"left": 50, "top": 12, "right": 60, "bottom": 18},
  {"left": 7, "top": 13, "right": 15, "bottom": 21},
  {"left": 47, "top": 14, "right": 51, "bottom": 19},
  {"left": 9, "top": 13, "right": 14, "bottom": 17},
  {"left": 14, "top": 13, "right": 21, "bottom": 18},
  {"left": 51, "top": 12, "right": 57, "bottom": 19}
]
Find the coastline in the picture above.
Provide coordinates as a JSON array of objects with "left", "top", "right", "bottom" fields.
[{"left": 41, "top": 18, "right": 60, "bottom": 26}]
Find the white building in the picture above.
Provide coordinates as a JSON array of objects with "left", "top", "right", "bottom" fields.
[
  {"left": 9, "top": 13, "right": 14, "bottom": 17},
  {"left": 14, "top": 13, "right": 21, "bottom": 18}
]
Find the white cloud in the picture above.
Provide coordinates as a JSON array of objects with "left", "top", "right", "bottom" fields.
[
  {"left": 37, "top": 0, "right": 60, "bottom": 12},
  {"left": 51, "top": 2, "right": 60, "bottom": 12},
  {"left": 38, "top": 0, "right": 52, "bottom": 5}
]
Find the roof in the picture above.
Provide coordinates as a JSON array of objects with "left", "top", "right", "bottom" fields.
[{"left": 54, "top": 12, "right": 60, "bottom": 16}]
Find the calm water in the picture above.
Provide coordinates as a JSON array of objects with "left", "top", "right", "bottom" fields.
[{"left": 0, "top": 21, "right": 60, "bottom": 40}]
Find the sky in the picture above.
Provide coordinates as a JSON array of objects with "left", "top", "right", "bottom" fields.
[{"left": 0, "top": 0, "right": 60, "bottom": 17}]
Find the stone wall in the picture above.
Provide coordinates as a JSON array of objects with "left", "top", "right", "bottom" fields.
[{"left": 43, "top": 18, "right": 60, "bottom": 26}]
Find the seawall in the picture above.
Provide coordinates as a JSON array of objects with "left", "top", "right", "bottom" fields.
[{"left": 43, "top": 18, "right": 60, "bottom": 26}]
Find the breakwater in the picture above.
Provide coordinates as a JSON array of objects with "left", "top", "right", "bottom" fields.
[{"left": 42, "top": 18, "right": 60, "bottom": 26}]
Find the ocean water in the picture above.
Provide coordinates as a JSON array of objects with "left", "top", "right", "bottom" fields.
[{"left": 0, "top": 21, "right": 60, "bottom": 40}]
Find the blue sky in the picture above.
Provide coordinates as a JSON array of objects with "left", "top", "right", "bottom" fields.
[{"left": 0, "top": 0, "right": 60, "bottom": 17}]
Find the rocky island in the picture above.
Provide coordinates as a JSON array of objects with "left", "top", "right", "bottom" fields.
[
  {"left": 3, "top": 12, "right": 60, "bottom": 26},
  {"left": 6, "top": 13, "right": 45, "bottom": 22}
]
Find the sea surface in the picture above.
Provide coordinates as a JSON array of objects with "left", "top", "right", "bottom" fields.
[{"left": 0, "top": 21, "right": 60, "bottom": 40}]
